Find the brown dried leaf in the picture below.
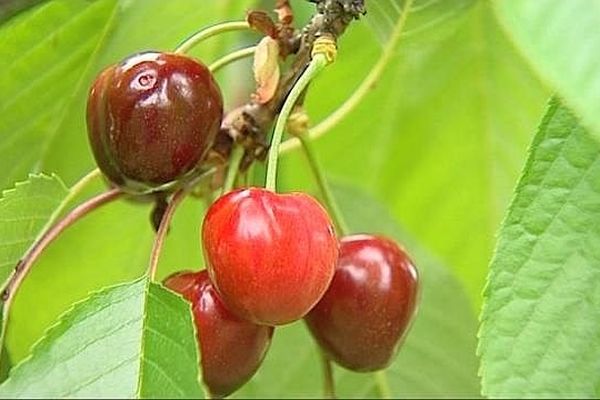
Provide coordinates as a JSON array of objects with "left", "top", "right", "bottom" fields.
[
  {"left": 275, "top": 0, "right": 293, "bottom": 25},
  {"left": 253, "top": 36, "right": 280, "bottom": 104},
  {"left": 246, "top": 10, "right": 277, "bottom": 38}
]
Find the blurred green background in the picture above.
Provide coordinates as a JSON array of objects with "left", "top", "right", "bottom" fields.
[{"left": 0, "top": 0, "right": 551, "bottom": 397}]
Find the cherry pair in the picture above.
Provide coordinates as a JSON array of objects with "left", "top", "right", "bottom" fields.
[{"left": 201, "top": 187, "right": 419, "bottom": 372}]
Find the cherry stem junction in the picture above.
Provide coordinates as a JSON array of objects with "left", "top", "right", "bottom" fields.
[
  {"left": 298, "top": 135, "right": 349, "bottom": 235},
  {"left": 174, "top": 21, "right": 251, "bottom": 54},
  {"left": 147, "top": 190, "right": 187, "bottom": 281},
  {"left": 265, "top": 36, "right": 336, "bottom": 191},
  {"left": 209, "top": 45, "right": 257, "bottom": 73}
]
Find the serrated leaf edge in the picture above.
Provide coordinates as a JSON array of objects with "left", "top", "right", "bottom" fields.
[
  {"left": 0, "top": 173, "right": 69, "bottom": 293},
  {"left": 0, "top": 276, "right": 147, "bottom": 396}
]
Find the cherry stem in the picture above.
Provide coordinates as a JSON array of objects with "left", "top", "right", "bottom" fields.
[
  {"left": 222, "top": 145, "right": 245, "bottom": 194},
  {"left": 374, "top": 370, "right": 392, "bottom": 399},
  {"left": 147, "top": 190, "right": 187, "bottom": 281},
  {"left": 265, "top": 53, "right": 329, "bottom": 191},
  {"left": 209, "top": 45, "right": 257, "bottom": 73},
  {"left": 298, "top": 135, "right": 349, "bottom": 235},
  {"left": 320, "top": 352, "right": 336, "bottom": 399},
  {"left": 278, "top": 0, "right": 414, "bottom": 154},
  {"left": 0, "top": 187, "right": 122, "bottom": 354},
  {"left": 174, "top": 21, "right": 251, "bottom": 54}
]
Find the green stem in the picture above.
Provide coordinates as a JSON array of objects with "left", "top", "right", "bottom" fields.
[
  {"left": 62, "top": 168, "right": 102, "bottom": 206},
  {"left": 265, "top": 54, "right": 329, "bottom": 191},
  {"left": 222, "top": 145, "right": 245, "bottom": 194},
  {"left": 209, "top": 45, "right": 257, "bottom": 73},
  {"left": 299, "top": 135, "right": 349, "bottom": 235},
  {"left": 321, "top": 352, "right": 336, "bottom": 399},
  {"left": 174, "top": 21, "right": 251, "bottom": 54},
  {"left": 374, "top": 370, "right": 392, "bottom": 399},
  {"left": 277, "top": 0, "right": 415, "bottom": 155}
]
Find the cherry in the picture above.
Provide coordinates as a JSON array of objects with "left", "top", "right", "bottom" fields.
[
  {"left": 202, "top": 187, "right": 338, "bottom": 326},
  {"left": 164, "top": 270, "right": 273, "bottom": 398},
  {"left": 305, "top": 234, "right": 419, "bottom": 372},
  {"left": 86, "top": 51, "right": 223, "bottom": 194}
]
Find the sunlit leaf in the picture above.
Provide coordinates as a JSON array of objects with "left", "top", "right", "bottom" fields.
[
  {"left": 479, "top": 98, "right": 600, "bottom": 397},
  {"left": 0, "top": 277, "right": 203, "bottom": 398},
  {"left": 494, "top": 0, "right": 600, "bottom": 140}
]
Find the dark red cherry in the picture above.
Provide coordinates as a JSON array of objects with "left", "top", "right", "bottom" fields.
[
  {"left": 202, "top": 187, "right": 338, "bottom": 326},
  {"left": 86, "top": 51, "right": 223, "bottom": 194},
  {"left": 305, "top": 234, "right": 419, "bottom": 372},
  {"left": 164, "top": 270, "right": 273, "bottom": 398}
]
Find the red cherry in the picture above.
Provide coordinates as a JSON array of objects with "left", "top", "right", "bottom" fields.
[
  {"left": 202, "top": 187, "right": 338, "bottom": 326},
  {"left": 86, "top": 51, "right": 223, "bottom": 193},
  {"left": 164, "top": 270, "right": 273, "bottom": 398},
  {"left": 305, "top": 234, "right": 419, "bottom": 372}
]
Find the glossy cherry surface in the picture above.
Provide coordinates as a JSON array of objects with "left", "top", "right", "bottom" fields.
[
  {"left": 87, "top": 51, "right": 223, "bottom": 193},
  {"left": 164, "top": 270, "right": 273, "bottom": 398},
  {"left": 305, "top": 234, "right": 419, "bottom": 372},
  {"left": 202, "top": 187, "right": 338, "bottom": 326}
]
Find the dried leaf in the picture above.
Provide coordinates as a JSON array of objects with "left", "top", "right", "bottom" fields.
[
  {"left": 275, "top": 0, "right": 293, "bottom": 25},
  {"left": 247, "top": 10, "right": 277, "bottom": 38},
  {"left": 253, "top": 36, "right": 280, "bottom": 104}
]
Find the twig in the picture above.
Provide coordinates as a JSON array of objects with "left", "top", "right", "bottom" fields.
[
  {"left": 212, "top": 0, "right": 365, "bottom": 168},
  {"left": 147, "top": 190, "right": 187, "bottom": 281}
]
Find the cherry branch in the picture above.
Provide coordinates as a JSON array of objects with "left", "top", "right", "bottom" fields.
[{"left": 210, "top": 0, "right": 365, "bottom": 169}]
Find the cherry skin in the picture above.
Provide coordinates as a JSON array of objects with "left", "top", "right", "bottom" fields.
[
  {"left": 86, "top": 51, "right": 223, "bottom": 194},
  {"left": 202, "top": 187, "right": 338, "bottom": 326},
  {"left": 164, "top": 270, "right": 273, "bottom": 398},
  {"left": 305, "top": 234, "right": 419, "bottom": 372}
]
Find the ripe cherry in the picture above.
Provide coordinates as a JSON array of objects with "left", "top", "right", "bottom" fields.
[
  {"left": 86, "top": 51, "right": 223, "bottom": 194},
  {"left": 202, "top": 187, "right": 338, "bottom": 326},
  {"left": 305, "top": 234, "right": 419, "bottom": 372},
  {"left": 164, "top": 270, "right": 273, "bottom": 398}
]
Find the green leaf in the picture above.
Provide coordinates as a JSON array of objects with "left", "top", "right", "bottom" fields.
[
  {"left": 281, "top": 1, "right": 550, "bottom": 306},
  {"left": 0, "top": 0, "right": 119, "bottom": 190},
  {"left": 0, "top": 277, "right": 203, "bottom": 398},
  {"left": 478, "top": 98, "right": 600, "bottom": 397},
  {"left": 494, "top": 1, "right": 600, "bottom": 140},
  {"left": 235, "top": 183, "right": 480, "bottom": 398},
  {"left": 0, "top": 174, "right": 68, "bottom": 292}
]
